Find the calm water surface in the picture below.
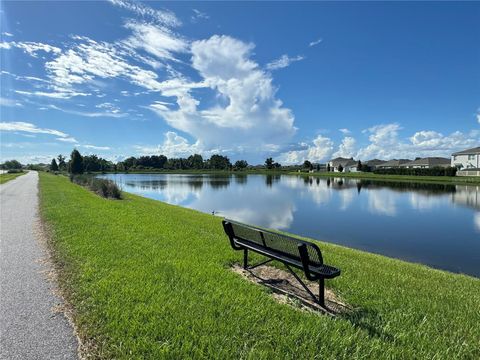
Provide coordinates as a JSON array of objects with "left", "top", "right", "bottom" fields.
[{"left": 100, "top": 173, "right": 480, "bottom": 277}]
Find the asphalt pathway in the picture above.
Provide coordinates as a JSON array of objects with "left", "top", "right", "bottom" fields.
[{"left": 0, "top": 171, "right": 78, "bottom": 359}]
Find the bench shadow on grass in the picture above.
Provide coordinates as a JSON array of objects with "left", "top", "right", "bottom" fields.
[{"left": 231, "top": 263, "right": 394, "bottom": 342}]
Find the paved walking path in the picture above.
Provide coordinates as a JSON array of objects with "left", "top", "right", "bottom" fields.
[{"left": 0, "top": 171, "right": 78, "bottom": 359}]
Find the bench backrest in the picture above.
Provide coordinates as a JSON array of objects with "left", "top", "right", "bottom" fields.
[{"left": 222, "top": 219, "right": 323, "bottom": 266}]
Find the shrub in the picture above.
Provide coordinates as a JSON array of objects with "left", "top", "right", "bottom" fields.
[
  {"left": 374, "top": 166, "right": 457, "bottom": 177},
  {"left": 7, "top": 169, "right": 24, "bottom": 174},
  {"left": 70, "top": 175, "right": 122, "bottom": 199}
]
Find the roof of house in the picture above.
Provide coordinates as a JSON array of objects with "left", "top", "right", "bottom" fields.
[
  {"left": 452, "top": 147, "right": 480, "bottom": 156},
  {"left": 377, "top": 159, "right": 411, "bottom": 167},
  {"left": 400, "top": 157, "right": 450, "bottom": 167},
  {"left": 364, "top": 159, "right": 386, "bottom": 166},
  {"left": 329, "top": 157, "right": 356, "bottom": 167}
]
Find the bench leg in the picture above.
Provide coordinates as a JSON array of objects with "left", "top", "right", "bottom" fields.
[
  {"left": 318, "top": 278, "right": 325, "bottom": 307},
  {"left": 243, "top": 248, "right": 248, "bottom": 269}
]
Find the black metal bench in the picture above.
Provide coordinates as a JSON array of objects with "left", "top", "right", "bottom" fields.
[{"left": 222, "top": 219, "right": 340, "bottom": 307}]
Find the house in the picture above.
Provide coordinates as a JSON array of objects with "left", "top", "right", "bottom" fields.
[
  {"left": 451, "top": 147, "right": 480, "bottom": 170},
  {"left": 363, "top": 159, "right": 386, "bottom": 170},
  {"left": 400, "top": 157, "right": 451, "bottom": 169},
  {"left": 327, "top": 157, "right": 357, "bottom": 172},
  {"left": 376, "top": 159, "right": 411, "bottom": 169}
]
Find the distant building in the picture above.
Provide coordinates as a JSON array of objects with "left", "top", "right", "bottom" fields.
[
  {"left": 400, "top": 157, "right": 451, "bottom": 169},
  {"left": 451, "top": 147, "right": 480, "bottom": 170},
  {"left": 376, "top": 159, "right": 411, "bottom": 169},
  {"left": 327, "top": 157, "right": 357, "bottom": 172}
]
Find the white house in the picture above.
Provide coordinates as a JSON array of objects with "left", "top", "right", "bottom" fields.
[
  {"left": 327, "top": 157, "right": 357, "bottom": 172},
  {"left": 451, "top": 147, "right": 480, "bottom": 170}
]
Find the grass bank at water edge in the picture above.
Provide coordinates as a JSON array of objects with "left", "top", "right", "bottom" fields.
[
  {"left": 39, "top": 173, "right": 480, "bottom": 359},
  {"left": 0, "top": 171, "right": 26, "bottom": 184},
  {"left": 291, "top": 171, "right": 480, "bottom": 185}
]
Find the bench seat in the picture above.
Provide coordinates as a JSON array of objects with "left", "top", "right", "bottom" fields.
[{"left": 234, "top": 238, "right": 340, "bottom": 279}]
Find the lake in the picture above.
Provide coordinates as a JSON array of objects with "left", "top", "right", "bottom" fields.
[{"left": 99, "top": 173, "right": 480, "bottom": 277}]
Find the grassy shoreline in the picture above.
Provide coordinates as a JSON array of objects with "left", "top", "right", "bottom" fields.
[
  {"left": 0, "top": 171, "right": 26, "bottom": 184},
  {"left": 290, "top": 171, "right": 480, "bottom": 185},
  {"left": 39, "top": 173, "right": 480, "bottom": 359}
]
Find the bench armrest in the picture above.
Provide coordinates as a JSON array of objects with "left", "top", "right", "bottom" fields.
[
  {"left": 298, "top": 243, "right": 320, "bottom": 281},
  {"left": 222, "top": 220, "right": 244, "bottom": 250}
]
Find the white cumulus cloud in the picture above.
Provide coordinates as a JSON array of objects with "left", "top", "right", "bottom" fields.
[
  {"left": 150, "top": 35, "right": 296, "bottom": 154},
  {"left": 333, "top": 136, "right": 356, "bottom": 158},
  {"left": 278, "top": 135, "right": 334, "bottom": 164}
]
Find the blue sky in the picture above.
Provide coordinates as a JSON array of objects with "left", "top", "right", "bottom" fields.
[{"left": 1, "top": 0, "right": 479, "bottom": 164}]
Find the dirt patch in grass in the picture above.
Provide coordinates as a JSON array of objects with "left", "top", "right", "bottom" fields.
[{"left": 232, "top": 264, "right": 352, "bottom": 316}]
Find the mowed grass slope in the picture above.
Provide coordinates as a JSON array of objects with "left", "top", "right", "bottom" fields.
[
  {"left": 0, "top": 171, "right": 25, "bottom": 184},
  {"left": 39, "top": 173, "right": 480, "bottom": 359}
]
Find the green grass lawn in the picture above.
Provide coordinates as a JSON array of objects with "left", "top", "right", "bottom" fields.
[
  {"left": 39, "top": 173, "right": 480, "bottom": 359},
  {"left": 0, "top": 171, "right": 26, "bottom": 184},
  {"left": 291, "top": 171, "right": 480, "bottom": 185}
]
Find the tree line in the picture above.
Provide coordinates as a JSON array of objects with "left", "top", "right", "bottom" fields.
[
  {"left": 50, "top": 150, "right": 254, "bottom": 174},
  {"left": 3, "top": 150, "right": 320, "bottom": 173}
]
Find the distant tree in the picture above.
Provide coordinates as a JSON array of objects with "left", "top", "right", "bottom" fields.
[
  {"left": 188, "top": 154, "right": 204, "bottom": 169},
  {"left": 150, "top": 155, "right": 167, "bottom": 169},
  {"left": 265, "top": 157, "right": 274, "bottom": 169},
  {"left": 208, "top": 155, "right": 231, "bottom": 170},
  {"left": 57, "top": 154, "right": 66, "bottom": 170},
  {"left": 122, "top": 157, "right": 137, "bottom": 170},
  {"left": 316, "top": 163, "right": 320, "bottom": 171},
  {"left": 166, "top": 158, "right": 186, "bottom": 170},
  {"left": 327, "top": 163, "right": 331, "bottom": 172},
  {"left": 83, "top": 155, "right": 114, "bottom": 172},
  {"left": 357, "top": 160, "right": 362, "bottom": 171},
  {"left": 273, "top": 161, "right": 281, "bottom": 169},
  {"left": 1, "top": 159, "right": 22, "bottom": 169},
  {"left": 50, "top": 158, "right": 59, "bottom": 171},
  {"left": 338, "top": 164, "right": 344, "bottom": 173},
  {"left": 303, "top": 160, "right": 313, "bottom": 170},
  {"left": 69, "top": 149, "right": 84, "bottom": 174},
  {"left": 234, "top": 160, "right": 248, "bottom": 170}
]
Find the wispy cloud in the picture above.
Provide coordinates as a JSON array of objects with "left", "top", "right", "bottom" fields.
[
  {"left": 122, "top": 20, "right": 188, "bottom": 61},
  {"left": 0, "top": 41, "right": 61, "bottom": 57},
  {"left": 15, "top": 89, "right": 90, "bottom": 99},
  {"left": 108, "top": 0, "right": 181, "bottom": 27},
  {"left": 81, "top": 144, "right": 111, "bottom": 150},
  {"left": 45, "top": 103, "right": 127, "bottom": 118},
  {"left": 339, "top": 128, "right": 351, "bottom": 135},
  {"left": 266, "top": 54, "right": 304, "bottom": 71},
  {"left": 309, "top": 38, "right": 323, "bottom": 47},
  {"left": 0, "top": 97, "right": 22, "bottom": 107},
  {"left": 2, "top": 32, "right": 13, "bottom": 37},
  {"left": 56, "top": 137, "right": 78, "bottom": 143},
  {"left": 191, "top": 9, "right": 209, "bottom": 22},
  {"left": 0, "top": 121, "right": 70, "bottom": 139}
]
